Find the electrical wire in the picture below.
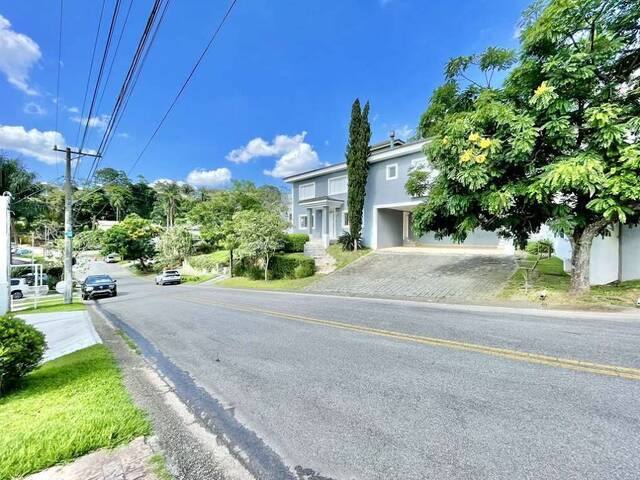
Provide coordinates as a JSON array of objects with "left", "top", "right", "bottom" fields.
[
  {"left": 54, "top": 0, "right": 64, "bottom": 178},
  {"left": 126, "top": 0, "right": 239, "bottom": 176}
]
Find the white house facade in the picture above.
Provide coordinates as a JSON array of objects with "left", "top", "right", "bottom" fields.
[{"left": 284, "top": 137, "right": 510, "bottom": 251}]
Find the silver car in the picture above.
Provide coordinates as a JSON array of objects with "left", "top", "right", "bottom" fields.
[{"left": 155, "top": 270, "right": 181, "bottom": 286}]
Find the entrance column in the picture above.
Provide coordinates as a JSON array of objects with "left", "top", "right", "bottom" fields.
[
  {"left": 307, "top": 208, "right": 313, "bottom": 237},
  {"left": 322, "top": 206, "right": 329, "bottom": 247}
]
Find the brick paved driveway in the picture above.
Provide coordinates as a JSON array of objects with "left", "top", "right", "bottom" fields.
[{"left": 306, "top": 251, "right": 517, "bottom": 302}]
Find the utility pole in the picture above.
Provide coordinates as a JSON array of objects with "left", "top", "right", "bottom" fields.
[{"left": 53, "top": 146, "right": 101, "bottom": 304}]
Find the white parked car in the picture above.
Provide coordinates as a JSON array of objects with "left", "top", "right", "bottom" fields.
[
  {"left": 155, "top": 270, "right": 181, "bottom": 286},
  {"left": 10, "top": 278, "right": 29, "bottom": 299}
]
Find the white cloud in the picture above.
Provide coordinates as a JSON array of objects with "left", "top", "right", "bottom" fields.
[
  {"left": 70, "top": 114, "right": 110, "bottom": 129},
  {"left": 23, "top": 102, "right": 46, "bottom": 115},
  {"left": 149, "top": 178, "right": 186, "bottom": 188},
  {"left": 227, "top": 131, "right": 324, "bottom": 178},
  {"left": 67, "top": 105, "right": 79, "bottom": 113},
  {"left": 0, "top": 125, "right": 64, "bottom": 164},
  {"left": 395, "top": 124, "right": 414, "bottom": 140},
  {"left": 186, "top": 167, "right": 231, "bottom": 187},
  {"left": 0, "top": 15, "right": 41, "bottom": 95},
  {"left": 116, "top": 132, "right": 130, "bottom": 139}
]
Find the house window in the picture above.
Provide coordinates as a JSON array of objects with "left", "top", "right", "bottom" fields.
[
  {"left": 299, "top": 182, "right": 315, "bottom": 200},
  {"left": 386, "top": 163, "right": 398, "bottom": 180},
  {"left": 328, "top": 175, "right": 347, "bottom": 195},
  {"left": 342, "top": 210, "right": 349, "bottom": 228},
  {"left": 299, "top": 215, "right": 308, "bottom": 229}
]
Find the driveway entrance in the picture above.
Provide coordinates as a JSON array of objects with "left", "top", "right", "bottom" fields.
[{"left": 306, "top": 249, "right": 517, "bottom": 302}]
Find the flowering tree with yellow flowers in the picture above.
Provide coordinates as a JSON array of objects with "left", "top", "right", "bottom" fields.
[{"left": 407, "top": 0, "right": 640, "bottom": 294}]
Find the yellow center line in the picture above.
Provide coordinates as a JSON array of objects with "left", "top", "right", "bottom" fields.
[{"left": 177, "top": 296, "right": 640, "bottom": 381}]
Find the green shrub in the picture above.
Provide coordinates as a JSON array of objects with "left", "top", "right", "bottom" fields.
[
  {"left": 246, "top": 265, "right": 270, "bottom": 280},
  {"left": 269, "top": 253, "right": 315, "bottom": 279},
  {"left": 0, "top": 316, "right": 47, "bottom": 394},
  {"left": 188, "top": 251, "right": 230, "bottom": 271},
  {"left": 283, "top": 233, "right": 309, "bottom": 253},
  {"left": 294, "top": 262, "right": 315, "bottom": 278},
  {"left": 526, "top": 239, "right": 554, "bottom": 256},
  {"left": 337, "top": 231, "right": 363, "bottom": 251}
]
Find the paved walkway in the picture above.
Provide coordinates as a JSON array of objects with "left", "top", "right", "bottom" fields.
[
  {"left": 21, "top": 310, "right": 101, "bottom": 362},
  {"left": 25, "top": 437, "right": 157, "bottom": 480},
  {"left": 306, "top": 251, "right": 517, "bottom": 301}
]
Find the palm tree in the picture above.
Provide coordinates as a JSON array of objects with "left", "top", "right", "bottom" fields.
[
  {"left": 156, "top": 181, "right": 182, "bottom": 228},
  {"left": 0, "top": 155, "right": 40, "bottom": 242}
]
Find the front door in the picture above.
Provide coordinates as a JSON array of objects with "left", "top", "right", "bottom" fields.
[{"left": 329, "top": 210, "right": 336, "bottom": 239}]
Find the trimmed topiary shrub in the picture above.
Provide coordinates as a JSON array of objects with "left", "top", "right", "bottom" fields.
[
  {"left": 526, "top": 239, "right": 554, "bottom": 257},
  {"left": 0, "top": 315, "right": 47, "bottom": 394},
  {"left": 269, "top": 253, "right": 315, "bottom": 279},
  {"left": 283, "top": 233, "right": 310, "bottom": 253},
  {"left": 294, "top": 262, "right": 315, "bottom": 279}
]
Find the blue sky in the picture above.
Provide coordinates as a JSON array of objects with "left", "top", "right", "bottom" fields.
[{"left": 0, "top": 0, "right": 528, "bottom": 188}]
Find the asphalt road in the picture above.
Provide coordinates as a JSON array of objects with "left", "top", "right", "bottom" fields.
[{"left": 87, "top": 261, "right": 640, "bottom": 480}]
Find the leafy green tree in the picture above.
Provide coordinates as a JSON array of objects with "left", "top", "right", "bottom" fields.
[
  {"left": 346, "top": 99, "right": 371, "bottom": 250},
  {"left": 73, "top": 187, "right": 111, "bottom": 229},
  {"left": 234, "top": 210, "right": 287, "bottom": 281},
  {"left": 157, "top": 226, "right": 193, "bottom": 267},
  {"left": 155, "top": 181, "right": 183, "bottom": 228},
  {"left": 0, "top": 155, "right": 41, "bottom": 240},
  {"left": 130, "top": 178, "right": 157, "bottom": 219},
  {"left": 408, "top": 0, "right": 640, "bottom": 294},
  {"left": 218, "top": 219, "right": 240, "bottom": 277},
  {"left": 101, "top": 214, "right": 160, "bottom": 269}
]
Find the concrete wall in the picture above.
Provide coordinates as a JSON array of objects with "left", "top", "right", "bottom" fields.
[
  {"left": 621, "top": 225, "right": 640, "bottom": 281},
  {"left": 554, "top": 226, "right": 621, "bottom": 285},
  {"left": 376, "top": 209, "right": 404, "bottom": 248},
  {"left": 417, "top": 229, "right": 501, "bottom": 246}
]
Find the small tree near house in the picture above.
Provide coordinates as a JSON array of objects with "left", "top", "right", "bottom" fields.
[
  {"left": 408, "top": 0, "right": 640, "bottom": 294},
  {"left": 234, "top": 210, "right": 287, "bottom": 281},
  {"left": 346, "top": 98, "right": 372, "bottom": 251},
  {"left": 101, "top": 214, "right": 160, "bottom": 270},
  {"left": 157, "top": 226, "right": 193, "bottom": 267}
]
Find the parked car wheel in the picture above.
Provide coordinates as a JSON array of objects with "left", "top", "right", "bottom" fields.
[
  {"left": 112, "top": 290, "right": 117, "bottom": 297},
  {"left": 82, "top": 294, "right": 89, "bottom": 301},
  {"left": 11, "top": 291, "right": 23, "bottom": 300}
]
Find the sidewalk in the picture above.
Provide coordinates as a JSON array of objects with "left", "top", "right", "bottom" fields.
[
  {"left": 25, "top": 437, "right": 158, "bottom": 480},
  {"left": 21, "top": 310, "right": 101, "bottom": 361}
]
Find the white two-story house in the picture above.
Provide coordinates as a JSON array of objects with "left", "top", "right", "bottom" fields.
[{"left": 284, "top": 136, "right": 507, "bottom": 251}]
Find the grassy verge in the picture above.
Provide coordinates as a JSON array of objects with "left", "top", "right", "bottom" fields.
[
  {"left": 128, "top": 264, "right": 156, "bottom": 277},
  {"left": 181, "top": 274, "right": 216, "bottom": 285},
  {"left": 14, "top": 295, "right": 86, "bottom": 314},
  {"left": 326, "top": 244, "right": 371, "bottom": 269},
  {"left": 149, "top": 454, "right": 174, "bottom": 480},
  {"left": 500, "top": 255, "right": 640, "bottom": 308},
  {"left": 0, "top": 345, "right": 151, "bottom": 480},
  {"left": 217, "top": 274, "right": 322, "bottom": 291},
  {"left": 116, "top": 329, "right": 141, "bottom": 354}
]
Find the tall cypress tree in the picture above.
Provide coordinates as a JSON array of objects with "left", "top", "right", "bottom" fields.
[{"left": 346, "top": 99, "right": 371, "bottom": 250}]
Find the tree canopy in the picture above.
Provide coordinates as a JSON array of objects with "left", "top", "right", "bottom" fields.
[{"left": 408, "top": 0, "right": 640, "bottom": 293}]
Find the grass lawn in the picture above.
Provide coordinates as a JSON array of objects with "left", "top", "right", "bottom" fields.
[
  {"left": 500, "top": 255, "right": 640, "bottom": 308},
  {"left": 217, "top": 274, "right": 322, "bottom": 291},
  {"left": 0, "top": 345, "right": 151, "bottom": 480},
  {"left": 326, "top": 244, "right": 371, "bottom": 269},
  {"left": 181, "top": 274, "right": 216, "bottom": 285},
  {"left": 14, "top": 295, "right": 86, "bottom": 314}
]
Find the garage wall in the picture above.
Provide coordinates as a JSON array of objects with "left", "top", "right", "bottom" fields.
[
  {"left": 621, "top": 225, "right": 640, "bottom": 281},
  {"left": 417, "top": 229, "right": 501, "bottom": 246},
  {"left": 376, "top": 209, "right": 404, "bottom": 248}
]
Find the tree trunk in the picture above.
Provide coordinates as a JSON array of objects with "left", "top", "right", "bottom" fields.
[
  {"left": 139, "top": 257, "right": 146, "bottom": 270},
  {"left": 264, "top": 254, "right": 269, "bottom": 282},
  {"left": 568, "top": 220, "right": 610, "bottom": 295},
  {"left": 229, "top": 250, "right": 234, "bottom": 278}
]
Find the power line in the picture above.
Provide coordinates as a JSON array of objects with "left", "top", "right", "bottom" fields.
[
  {"left": 127, "top": 0, "right": 239, "bottom": 176},
  {"left": 74, "top": 0, "right": 107, "bottom": 149},
  {"left": 84, "top": 0, "right": 169, "bottom": 183},
  {"left": 54, "top": 0, "right": 64, "bottom": 178},
  {"left": 77, "top": 0, "right": 123, "bottom": 154}
]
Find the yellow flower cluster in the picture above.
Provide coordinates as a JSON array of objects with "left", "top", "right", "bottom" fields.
[
  {"left": 459, "top": 132, "right": 493, "bottom": 164},
  {"left": 534, "top": 81, "right": 554, "bottom": 97}
]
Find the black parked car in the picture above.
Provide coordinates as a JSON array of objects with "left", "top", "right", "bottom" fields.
[{"left": 81, "top": 274, "right": 117, "bottom": 300}]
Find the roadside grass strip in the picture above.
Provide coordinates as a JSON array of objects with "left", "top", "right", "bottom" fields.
[
  {"left": 0, "top": 345, "right": 151, "bottom": 480},
  {"left": 179, "top": 297, "right": 640, "bottom": 381},
  {"left": 14, "top": 295, "right": 86, "bottom": 314}
]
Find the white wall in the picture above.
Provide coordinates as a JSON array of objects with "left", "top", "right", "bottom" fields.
[
  {"left": 621, "top": 225, "right": 640, "bottom": 281},
  {"left": 554, "top": 226, "right": 620, "bottom": 285}
]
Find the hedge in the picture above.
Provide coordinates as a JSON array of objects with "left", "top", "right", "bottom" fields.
[
  {"left": 187, "top": 250, "right": 230, "bottom": 272},
  {"left": 0, "top": 315, "right": 46, "bottom": 393},
  {"left": 269, "top": 253, "right": 315, "bottom": 279},
  {"left": 282, "top": 233, "right": 309, "bottom": 253}
]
